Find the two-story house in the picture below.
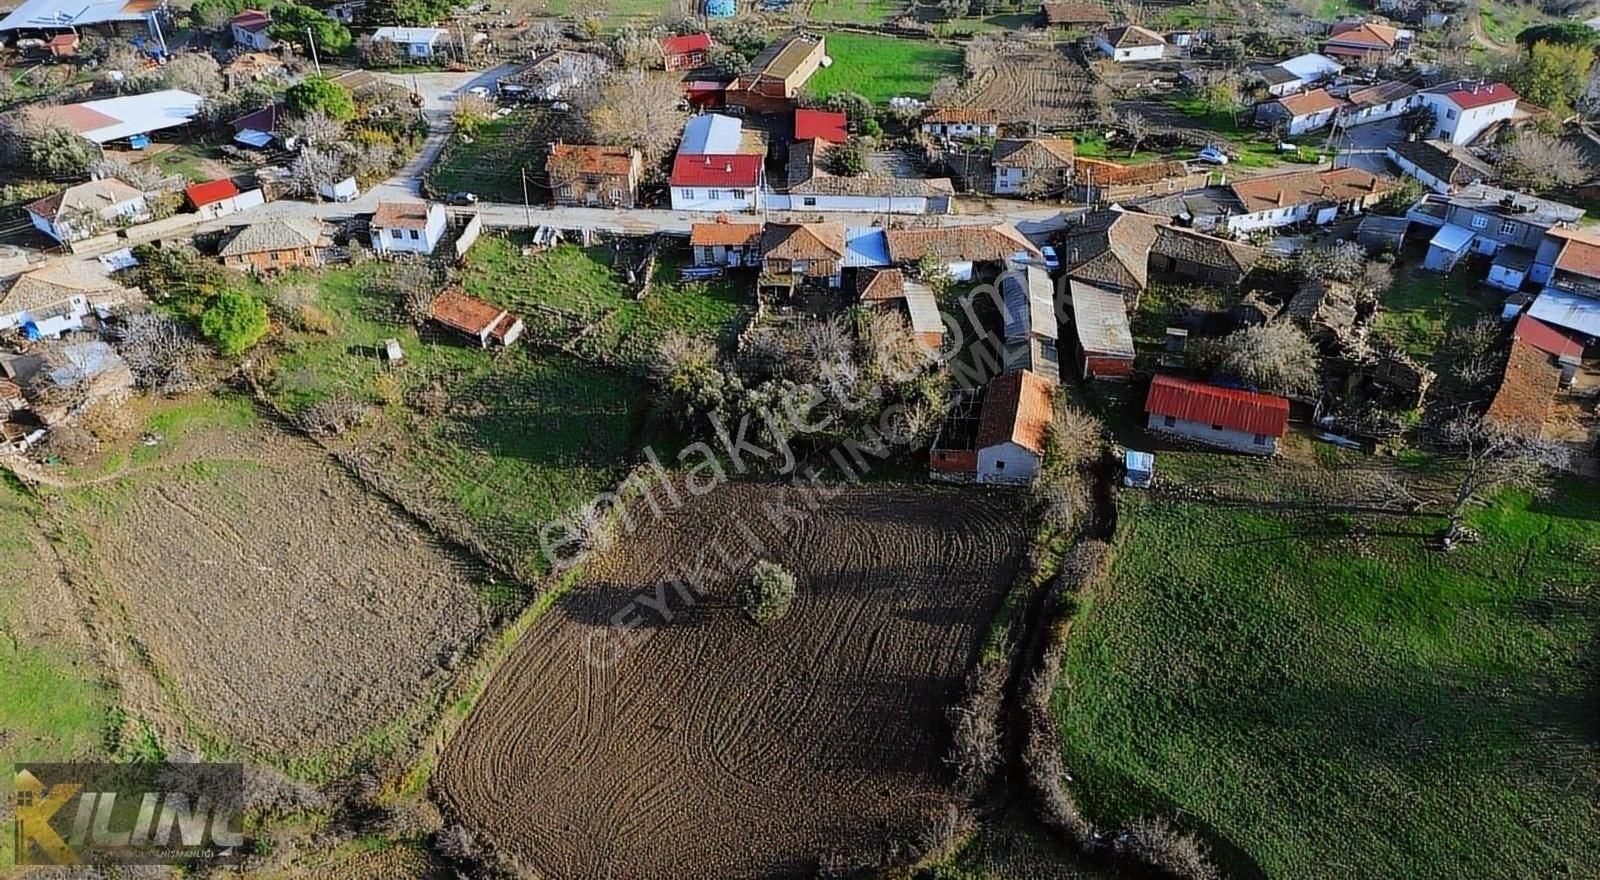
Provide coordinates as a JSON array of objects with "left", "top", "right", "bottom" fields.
[
  {"left": 670, "top": 114, "right": 767, "bottom": 212},
  {"left": 546, "top": 143, "right": 643, "bottom": 208},
  {"left": 1322, "top": 19, "right": 1405, "bottom": 65},
  {"left": 1415, "top": 80, "right": 1519, "bottom": 146},
  {"left": 991, "top": 137, "right": 1076, "bottom": 196},
  {"left": 726, "top": 33, "right": 826, "bottom": 113},
  {"left": 1417, "top": 185, "right": 1584, "bottom": 289},
  {"left": 999, "top": 263, "right": 1061, "bottom": 381},
  {"left": 1221, "top": 167, "right": 1394, "bottom": 234},
  {"left": 229, "top": 9, "right": 274, "bottom": 50},
  {"left": 660, "top": 33, "right": 711, "bottom": 71},
  {"left": 1528, "top": 225, "right": 1600, "bottom": 340},
  {"left": 369, "top": 200, "right": 448, "bottom": 256}
]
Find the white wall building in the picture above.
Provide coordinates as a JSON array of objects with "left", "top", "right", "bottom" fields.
[
  {"left": 369, "top": 200, "right": 447, "bottom": 255},
  {"left": 26, "top": 179, "right": 148, "bottom": 244},
  {"left": 372, "top": 26, "right": 451, "bottom": 58},
  {"left": 1095, "top": 25, "right": 1166, "bottom": 62},
  {"left": 1416, "top": 80, "right": 1519, "bottom": 145}
]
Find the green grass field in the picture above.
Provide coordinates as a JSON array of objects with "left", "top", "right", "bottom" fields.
[
  {"left": 1054, "top": 487, "right": 1600, "bottom": 879},
  {"left": 807, "top": 32, "right": 963, "bottom": 104},
  {"left": 1373, "top": 258, "right": 1500, "bottom": 363},
  {"left": 811, "top": 0, "right": 906, "bottom": 23},
  {"left": 427, "top": 112, "right": 548, "bottom": 202}
]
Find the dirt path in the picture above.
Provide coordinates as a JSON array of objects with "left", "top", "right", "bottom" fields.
[{"left": 1470, "top": 9, "right": 1514, "bottom": 54}]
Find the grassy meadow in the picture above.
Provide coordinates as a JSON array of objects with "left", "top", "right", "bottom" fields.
[
  {"left": 808, "top": 32, "right": 963, "bottom": 103},
  {"left": 1054, "top": 487, "right": 1600, "bottom": 879}
]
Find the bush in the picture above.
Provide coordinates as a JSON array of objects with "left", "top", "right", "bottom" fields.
[
  {"left": 285, "top": 76, "right": 355, "bottom": 121},
  {"left": 738, "top": 560, "right": 796, "bottom": 624},
  {"left": 199, "top": 288, "right": 270, "bottom": 357}
]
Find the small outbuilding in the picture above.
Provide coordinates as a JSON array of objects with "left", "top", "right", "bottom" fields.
[
  {"left": 1144, "top": 374, "right": 1289, "bottom": 455},
  {"left": 428, "top": 287, "right": 524, "bottom": 348}
]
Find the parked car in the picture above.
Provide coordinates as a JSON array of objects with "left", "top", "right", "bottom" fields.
[
  {"left": 466, "top": 85, "right": 491, "bottom": 99},
  {"left": 447, "top": 192, "right": 479, "bottom": 206},
  {"left": 1040, "top": 245, "right": 1059, "bottom": 271},
  {"left": 1197, "top": 146, "right": 1230, "bottom": 165}
]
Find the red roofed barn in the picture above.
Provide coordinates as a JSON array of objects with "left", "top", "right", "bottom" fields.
[
  {"left": 660, "top": 33, "right": 712, "bottom": 71},
  {"left": 1145, "top": 374, "right": 1290, "bottom": 454}
]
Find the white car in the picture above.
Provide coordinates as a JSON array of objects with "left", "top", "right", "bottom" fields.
[
  {"left": 1040, "top": 245, "right": 1059, "bottom": 271},
  {"left": 1197, "top": 146, "right": 1230, "bottom": 165},
  {"left": 466, "top": 86, "right": 491, "bottom": 99}
]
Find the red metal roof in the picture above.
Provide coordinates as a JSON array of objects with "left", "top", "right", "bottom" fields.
[
  {"left": 1426, "top": 80, "right": 1518, "bottom": 110},
  {"left": 1145, "top": 375, "right": 1289, "bottom": 437},
  {"left": 184, "top": 178, "right": 239, "bottom": 208},
  {"left": 795, "top": 109, "right": 847, "bottom": 144},
  {"left": 661, "top": 33, "right": 712, "bottom": 55},
  {"left": 671, "top": 153, "right": 762, "bottom": 187},
  {"left": 1513, "top": 313, "right": 1583, "bottom": 360}
]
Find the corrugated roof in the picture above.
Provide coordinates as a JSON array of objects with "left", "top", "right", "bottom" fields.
[
  {"left": 1145, "top": 374, "right": 1289, "bottom": 436},
  {"left": 1512, "top": 313, "right": 1583, "bottom": 360},
  {"left": 977, "top": 370, "right": 1055, "bottom": 455},
  {"left": 794, "top": 109, "right": 847, "bottom": 143},
  {"left": 842, "top": 227, "right": 890, "bottom": 268},
  {"left": 1000, "top": 265, "right": 1057, "bottom": 341},
  {"left": 1069, "top": 279, "right": 1133, "bottom": 358},
  {"left": 39, "top": 89, "right": 204, "bottom": 144},
  {"left": 660, "top": 33, "right": 711, "bottom": 55},
  {"left": 1528, "top": 289, "right": 1600, "bottom": 337},
  {"left": 680, "top": 113, "right": 744, "bottom": 154},
  {"left": 185, "top": 178, "right": 239, "bottom": 208}
]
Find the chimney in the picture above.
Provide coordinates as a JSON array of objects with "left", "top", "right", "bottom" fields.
[{"left": 725, "top": 161, "right": 733, "bottom": 172}]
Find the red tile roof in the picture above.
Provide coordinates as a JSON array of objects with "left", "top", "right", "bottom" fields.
[
  {"left": 1145, "top": 375, "right": 1289, "bottom": 436},
  {"left": 690, "top": 220, "right": 763, "bottom": 247},
  {"left": 373, "top": 200, "right": 433, "bottom": 230},
  {"left": 660, "top": 33, "right": 712, "bottom": 55},
  {"left": 184, "top": 178, "right": 239, "bottom": 208},
  {"left": 1512, "top": 314, "right": 1583, "bottom": 361},
  {"left": 230, "top": 9, "right": 271, "bottom": 31},
  {"left": 1550, "top": 226, "right": 1600, "bottom": 279},
  {"left": 671, "top": 153, "right": 762, "bottom": 187},
  {"left": 977, "top": 370, "right": 1056, "bottom": 455},
  {"left": 1486, "top": 338, "right": 1559, "bottom": 434},
  {"left": 923, "top": 107, "right": 999, "bottom": 125},
  {"left": 1277, "top": 88, "right": 1346, "bottom": 117},
  {"left": 795, "top": 109, "right": 848, "bottom": 144},
  {"left": 546, "top": 143, "right": 638, "bottom": 177},
  {"left": 1327, "top": 20, "right": 1398, "bottom": 49},
  {"left": 1426, "top": 80, "right": 1518, "bottom": 110},
  {"left": 430, "top": 287, "right": 517, "bottom": 340}
]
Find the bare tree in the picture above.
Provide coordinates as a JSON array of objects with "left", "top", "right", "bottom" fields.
[
  {"left": 1499, "top": 130, "right": 1589, "bottom": 193},
  {"left": 1118, "top": 109, "right": 1151, "bottom": 157},
  {"left": 452, "top": 93, "right": 496, "bottom": 138},
  {"left": 1198, "top": 321, "right": 1321, "bottom": 397},
  {"left": 115, "top": 312, "right": 206, "bottom": 394},
  {"left": 1441, "top": 317, "right": 1502, "bottom": 391},
  {"left": 288, "top": 146, "right": 344, "bottom": 200},
  {"left": 608, "top": 24, "right": 663, "bottom": 70},
  {"left": 88, "top": 156, "right": 164, "bottom": 191},
  {"left": 1434, "top": 413, "right": 1569, "bottom": 547},
  {"left": 163, "top": 52, "right": 223, "bottom": 96},
  {"left": 577, "top": 72, "right": 686, "bottom": 163},
  {"left": 285, "top": 109, "right": 345, "bottom": 149}
]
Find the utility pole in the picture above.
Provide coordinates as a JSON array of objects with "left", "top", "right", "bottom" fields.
[
  {"left": 522, "top": 167, "right": 532, "bottom": 227},
  {"left": 306, "top": 26, "right": 321, "bottom": 75}
]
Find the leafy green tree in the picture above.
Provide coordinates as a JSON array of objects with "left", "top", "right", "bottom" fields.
[
  {"left": 824, "top": 137, "right": 869, "bottom": 176},
  {"left": 1513, "top": 41, "right": 1593, "bottom": 117},
  {"left": 738, "top": 561, "right": 796, "bottom": 625},
  {"left": 285, "top": 75, "right": 355, "bottom": 120},
  {"left": 823, "top": 90, "right": 875, "bottom": 122},
  {"left": 361, "top": 0, "right": 451, "bottom": 26},
  {"left": 270, "top": 4, "right": 353, "bottom": 54},
  {"left": 1515, "top": 22, "right": 1597, "bottom": 51},
  {"left": 200, "top": 288, "right": 270, "bottom": 357},
  {"left": 27, "top": 126, "right": 95, "bottom": 177}
]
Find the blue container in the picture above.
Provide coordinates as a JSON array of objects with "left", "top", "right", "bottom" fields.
[{"left": 705, "top": 0, "right": 735, "bottom": 17}]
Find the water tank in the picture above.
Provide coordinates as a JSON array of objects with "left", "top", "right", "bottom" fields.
[{"left": 705, "top": 0, "right": 735, "bottom": 17}]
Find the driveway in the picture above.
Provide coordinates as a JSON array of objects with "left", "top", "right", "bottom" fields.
[{"left": 1332, "top": 117, "right": 1403, "bottom": 177}]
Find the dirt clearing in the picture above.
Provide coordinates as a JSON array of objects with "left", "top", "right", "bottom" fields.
[
  {"left": 436, "top": 483, "right": 1027, "bottom": 878},
  {"left": 951, "top": 44, "right": 1095, "bottom": 129},
  {"left": 54, "top": 411, "right": 491, "bottom": 762}
]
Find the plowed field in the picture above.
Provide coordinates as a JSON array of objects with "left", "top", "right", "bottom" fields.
[
  {"left": 436, "top": 484, "right": 1027, "bottom": 878},
  {"left": 952, "top": 45, "right": 1095, "bottom": 129}
]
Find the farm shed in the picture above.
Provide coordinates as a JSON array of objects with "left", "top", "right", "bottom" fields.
[
  {"left": 1068, "top": 280, "right": 1133, "bottom": 380},
  {"left": 1144, "top": 375, "right": 1289, "bottom": 455},
  {"left": 975, "top": 369, "right": 1056, "bottom": 485},
  {"left": 218, "top": 219, "right": 328, "bottom": 272},
  {"left": 429, "top": 287, "right": 524, "bottom": 348}
]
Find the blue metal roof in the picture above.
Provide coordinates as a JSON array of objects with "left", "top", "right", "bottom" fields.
[{"left": 841, "top": 228, "right": 889, "bottom": 268}]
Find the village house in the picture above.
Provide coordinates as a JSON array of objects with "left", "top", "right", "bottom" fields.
[
  {"left": 0, "top": 261, "right": 139, "bottom": 339},
  {"left": 794, "top": 108, "right": 848, "bottom": 144},
  {"left": 761, "top": 222, "right": 847, "bottom": 288},
  {"left": 1145, "top": 374, "right": 1290, "bottom": 454},
  {"left": 921, "top": 107, "right": 999, "bottom": 140},
  {"left": 1252, "top": 52, "right": 1343, "bottom": 97},
  {"left": 883, "top": 222, "right": 1040, "bottom": 280},
  {"left": 670, "top": 114, "right": 767, "bottom": 212},
  {"left": 372, "top": 26, "right": 451, "bottom": 59},
  {"left": 497, "top": 49, "right": 608, "bottom": 102},
  {"left": 779, "top": 139, "right": 954, "bottom": 215},
  {"left": 1255, "top": 88, "right": 1346, "bottom": 136},
  {"left": 726, "top": 33, "right": 826, "bottom": 113},
  {"left": 1529, "top": 226, "right": 1600, "bottom": 340},
  {"left": 1074, "top": 157, "right": 1208, "bottom": 204},
  {"left": 185, "top": 179, "right": 266, "bottom": 221},
  {"left": 999, "top": 264, "right": 1061, "bottom": 381},
  {"left": 975, "top": 369, "right": 1055, "bottom": 484},
  {"left": 34, "top": 89, "right": 204, "bottom": 149},
  {"left": 218, "top": 218, "right": 328, "bottom": 272},
  {"left": 1323, "top": 19, "right": 1405, "bottom": 65},
  {"left": 660, "top": 33, "right": 712, "bottom": 71},
  {"left": 231, "top": 102, "right": 287, "bottom": 148},
  {"left": 992, "top": 138, "right": 1075, "bottom": 197},
  {"left": 1414, "top": 80, "right": 1519, "bottom": 146},
  {"left": 1414, "top": 185, "right": 1583, "bottom": 289},
  {"left": 1095, "top": 24, "right": 1166, "bottom": 62},
  {"left": 370, "top": 200, "right": 448, "bottom": 256},
  {"left": 429, "top": 287, "right": 524, "bottom": 348},
  {"left": 1060, "top": 208, "right": 1262, "bottom": 295},
  {"left": 229, "top": 8, "right": 273, "bottom": 50},
  {"left": 546, "top": 144, "right": 644, "bottom": 208},
  {"left": 857, "top": 268, "right": 945, "bottom": 349},
  {"left": 1334, "top": 80, "right": 1416, "bottom": 127},
  {"left": 1385, "top": 138, "right": 1496, "bottom": 194},
  {"left": 1221, "top": 167, "right": 1394, "bottom": 234},
  {"left": 27, "top": 178, "right": 147, "bottom": 245},
  {"left": 691, "top": 219, "right": 764, "bottom": 267},
  {"left": 1040, "top": 1, "right": 1112, "bottom": 28},
  {"left": 0, "top": 0, "right": 156, "bottom": 38},
  {"left": 1067, "top": 279, "right": 1135, "bottom": 380}
]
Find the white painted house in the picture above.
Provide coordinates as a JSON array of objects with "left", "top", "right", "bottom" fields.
[
  {"left": 0, "top": 260, "right": 138, "bottom": 339},
  {"left": 372, "top": 26, "right": 451, "bottom": 58},
  {"left": 1222, "top": 167, "right": 1393, "bottom": 234},
  {"left": 1095, "top": 25, "right": 1166, "bottom": 62},
  {"left": 369, "top": 200, "right": 447, "bottom": 255},
  {"left": 1276, "top": 52, "right": 1343, "bottom": 86},
  {"left": 229, "top": 9, "right": 273, "bottom": 50},
  {"left": 921, "top": 107, "right": 999, "bottom": 140},
  {"left": 1145, "top": 374, "right": 1289, "bottom": 455},
  {"left": 26, "top": 178, "right": 148, "bottom": 244},
  {"left": 669, "top": 114, "right": 765, "bottom": 212},
  {"left": 1255, "top": 87, "right": 1346, "bottom": 136},
  {"left": 974, "top": 369, "right": 1055, "bottom": 485},
  {"left": 1416, "top": 80, "right": 1519, "bottom": 146}
]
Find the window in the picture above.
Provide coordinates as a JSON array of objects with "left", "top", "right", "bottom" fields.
[
  {"left": 1445, "top": 108, "right": 1457, "bottom": 120},
  {"left": 409, "top": 229, "right": 419, "bottom": 240},
  {"left": 732, "top": 189, "right": 747, "bottom": 199},
  {"left": 995, "top": 460, "right": 1005, "bottom": 470},
  {"left": 1163, "top": 415, "right": 1176, "bottom": 428},
  {"left": 559, "top": 185, "right": 572, "bottom": 198},
  {"left": 1499, "top": 221, "right": 1516, "bottom": 236},
  {"left": 708, "top": 189, "right": 721, "bottom": 200},
  {"left": 269, "top": 251, "right": 279, "bottom": 262},
  {"left": 681, "top": 188, "right": 695, "bottom": 199},
  {"left": 1253, "top": 433, "right": 1269, "bottom": 446},
  {"left": 1211, "top": 423, "right": 1224, "bottom": 431},
  {"left": 1471, "top": 215, "right": 1488, "bottom": 229},
  {"left": 610, "top": 189, "right": 622, "bottom": 202},
  {"left": 391, "top": 228, "right": 403, "bottom": 239},
  {"left": 803, "top": 197, "right": 817, "bottom": 207}
]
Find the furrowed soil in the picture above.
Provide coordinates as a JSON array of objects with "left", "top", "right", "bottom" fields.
[
  {"left": 436, "top": 483, "right": 1028, "bottom": 878},
  {"left": 51, "top": 408, "right": 491, "bottom": 763}
]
